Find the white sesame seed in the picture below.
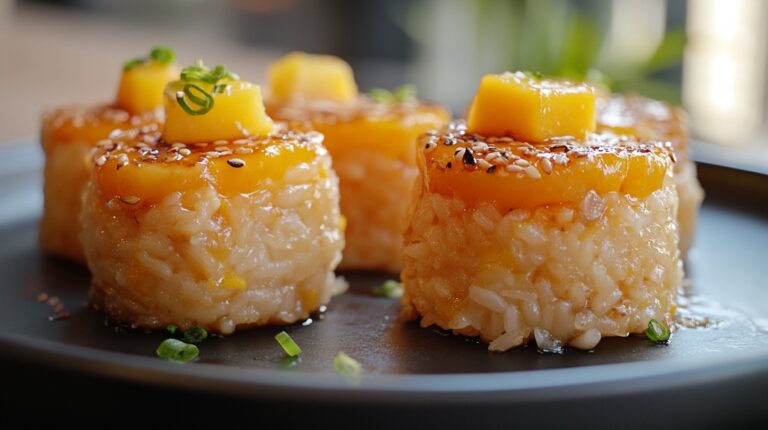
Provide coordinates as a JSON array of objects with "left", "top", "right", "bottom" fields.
[
  {"left": 540, "top": 158, "right": 553, "bottom": 174},
  {"left": 477, "top": 159, "right": 492, "bottom": 170},
  {"left": 454, "top": 147, "right": 466, "bottom": 160},
  {"left": 234, "top": 147, "right": 254, "bottom": 155},
  {"left": 514, "top": 159, "right": 530, "bottom": 167},
  {"left": 118, "top": 195, "right": 140, "bottom": 205},
  {"left": 95, "top": 155, "right": 107, "bottom": 166},
  {"left": 232, "top": 139, "right": 249, "bottom": 146},
  {"left": 179, "top": 148, "right": 191, "bottom": 156},
  {"left": 505, "top": 164, "right": 524, "bottom": 173},
  {"left": 525, "top": 166, "right": 542, "bottom": 179},
  {"left": 486, "top": 151, "right": 501, "bottom": 161}
]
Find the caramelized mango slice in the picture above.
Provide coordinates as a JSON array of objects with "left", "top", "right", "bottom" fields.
[
  {"left": 163, "top": 78, "right": 274, "bottom": 144},
  {"left": 94, "top": 133, "right": 320, "bottom": 207},
  {"left": 467, "top": 72, "right": 596, "bottom": 142},
  {"left": 313, "top": 112, "right": 449, "bottom": 163},
  {"left": 116, "top": 62, "right": 179, "bottom": 114},
  {"left": 268, "top": 52, "right": 358, "bottom": 103},
  {"left": 420, "top": 129, "right": 670, "bottom": 210}
]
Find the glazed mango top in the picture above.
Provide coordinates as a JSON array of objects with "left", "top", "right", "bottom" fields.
[
  {"left": 162, "top": 62, "right": 274, "bottom": 144},
  {"left": 596, "top": 93, "right": 688, "bottom": 163},
  {"left": 268, "top": 52, "right": 358, "bottom": 103},
  {"left": 116, "top": 52, "right": 180, "bottom": 114},
  {"left": 42, "top": 106, "right": 162, "bottom": 152},
  {"left": 467, "top": 71, "right": 596, "bottom": 142},
  {"left": 418, "top": 122, "right": 675, "bottom": 211},
  {"left": 91, "top": 126, "right": 325, "bottom": 209},
  {"left": 42, "top": 46, "right": 179, "bottom": 150},
  {"left": 267, "top": 97, "right": 450, "bottom": 163}
]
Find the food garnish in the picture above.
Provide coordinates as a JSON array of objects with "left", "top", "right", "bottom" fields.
[
  {"left": 123, "top": 45, "right": 176, "bottom": 70},
  {"left": 375, "top": 280, "right": 403, "bottom": 298},
  {"left": 645, "top": 319, "right": 671, "bottom": 343},
  {"left": 182, "top": 326, "right": 208, "bottom": 343},
  {"left": 275, "top": 331, "right": 302, "bottom": 357},
  {"left": 333, "top": 351, "right": 361, "bottom": 385},
  {"left": 368, "top": 84, "right": 417, "bottom": 103},
  {"left": 156, "top": 338, "right": 199, "bottom": 363}
]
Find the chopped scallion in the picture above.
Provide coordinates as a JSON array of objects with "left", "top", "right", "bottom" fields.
[
  {"left": 275, "top": 331, "right": 302, "bottom": 357},
  {"left": 645, "top": 319, "right": 670, "bottom": 343},
  {"left": 333, "top": 351, "right": 361, "bottom": 385},
  {"left": 166, "top": 324, "right": 178, "bottom": 334},
  {"left": 150, "top": 45, "right": 175, "bottom": 64},
  {"left": 156, "top": 338, "right": 199, "bottom": 363},
  {"left": 182, "top": 325, "right": 208, "bottom": 343},
  {"left": 123, "top": 45, "right": 176, "bottom": 70},
  {"left": 375, "top": 280, "right": 403, "bottom": 298},
  {"left": 368, "top": 85, "right": 418, "bottom": 104}
]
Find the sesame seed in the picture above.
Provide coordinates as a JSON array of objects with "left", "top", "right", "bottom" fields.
[
  {"left": 179, "top": 148, "right": 191, "bottom": 156},
  {"left": 424, "top": 140, "right": 438, "bottom": 152},
  {"left": 118, "top": 195, "right": 140, "bottom": 205},
  {"left": 540, "top": 158, "right": 553, "bottom": 174},
  {"left": 446, "top": 161, "right": 452, "bottom": 169},
  {"left": 514, "top": 159, "right": 530, "bottom": 167},
  {"left": 234, "top": 147, "right": 254, "bottom": 155},
  {"left": 462, "top": 148, "right": 476, "bottom": 166},
  {"left": 525, "top": 166, "right": 541, "bottom": 179},
  {"left": 486, "top": 165, "right": 497, "bottom": 173},
  {"left": 232, "top": 139, "right": 249, "bottom": 146},
  {"left": 477, "top": 159, "right": 492, "bottom": 170},
  {"left": 486, "top": 151, "right": 501, "bottom": 161},
  {"left": 205, "top": 151, "right": 221, "bottom": 158},
  {"left": 505, "top": 164, "right": 524, "bottom": 173},
  {"left": 95, "top": 155, "right": 107, "bottom": 166},
  {"left": 171, "top": 142, "right": 187, "bottom": 148},
  {"left": 227, "top": 158, "right": 246, "bottom": 168},
  {"left": 454, "top": 147, "right": 466, "bottom": 160}
]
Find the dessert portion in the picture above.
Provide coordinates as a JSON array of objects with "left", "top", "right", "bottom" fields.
[
  {"left": 266, "top": 52, "right": 450, "bottom": 272},
  {"left": 80, "top": 62, "right": 344, "bottom": 333},
  {"left": 40, "top": 46, "right": 179, "bottom": 262},
  {"left": 597, "top": 93, "right": 703, "bottom": 255},
  {"left": 401, "top": 72, "right": 682, "bottom": 351}
]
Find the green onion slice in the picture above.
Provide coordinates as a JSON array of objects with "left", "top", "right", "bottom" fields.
[
  {"left": 333, "top": 351, "right": 361, "bottom": 385},
  {"left": 375, "top": 280, "right": 403, "bottom": 298},
  {"left": 150, "top": 45, "right": 175, "bottom": 64},
  {"left": 393, "top": 84, "right": 417, "bottom": 102},
  {"left": 645, "top": 319, "right": 671, "bottom": 343},
  {"left": 177, "top": 84, "right": 214, "bottom": 116},
  {"left": 275, "top": 331, "right": 302, "bottom": 357},
  {"left": 182, "top": 325, "right": 208, "bottom": 343},
  {"left": 123, "top": 45, "right": 176, "bottom": 70},
  {"left": 166, "top": 324, "right": 178, "bottom": 334},
  {"left": 369, "top": 85, "right": 417, "bottom": 103},
  {"left": 156, "top": 338, "right": 199, "bottom": 363}
]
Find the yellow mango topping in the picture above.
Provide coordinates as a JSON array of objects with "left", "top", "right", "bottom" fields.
[
  {"left": 93, "top": 130, "right": 321, "bottom": 207},
  {"left": 268, "top": 52, "right": 358, "bottom": 103},
  {"left": 467, "top": 71, "right": 596, "bottom": 142},
  {"left": 419, "top": 127, "right": 671, "bottom": 210},
  {"left": 116, "top": 46, "right": 179, "bottom": 114},
  {"left": 268, "top": 101, "right": 450, "bottom": 163},
  {"left": 163, "top": 62, "right": 274, "bottom": 144}
]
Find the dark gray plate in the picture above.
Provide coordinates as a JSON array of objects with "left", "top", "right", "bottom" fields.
[{"left": 2, "top": 139, "right": 768, "bottom": 414}]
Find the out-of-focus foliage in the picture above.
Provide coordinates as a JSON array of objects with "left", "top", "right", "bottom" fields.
[{"left": 410, "top": 0, "right": 686, "bottom": 103}]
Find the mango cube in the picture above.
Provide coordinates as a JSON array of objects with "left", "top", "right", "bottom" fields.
[
  {"left": 163, "top": 79, "right": 274, "bottom": 144},
  {"left": 467, "top": 71, "right": 596, "bottom": 142},
  {"left": 116, "top": 62, "right": 179, "bottom": 114},
  {"left": 268, "top": 52, "right": 358, "bottom": 103}
]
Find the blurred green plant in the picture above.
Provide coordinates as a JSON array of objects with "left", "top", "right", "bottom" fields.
[{"left": 474, "top": 0, "right": 686, "bottom": 103}]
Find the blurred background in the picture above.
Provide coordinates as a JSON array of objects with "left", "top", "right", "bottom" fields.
[{"left": 1, "top": 0, "right": 768, "bottom": 164}]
